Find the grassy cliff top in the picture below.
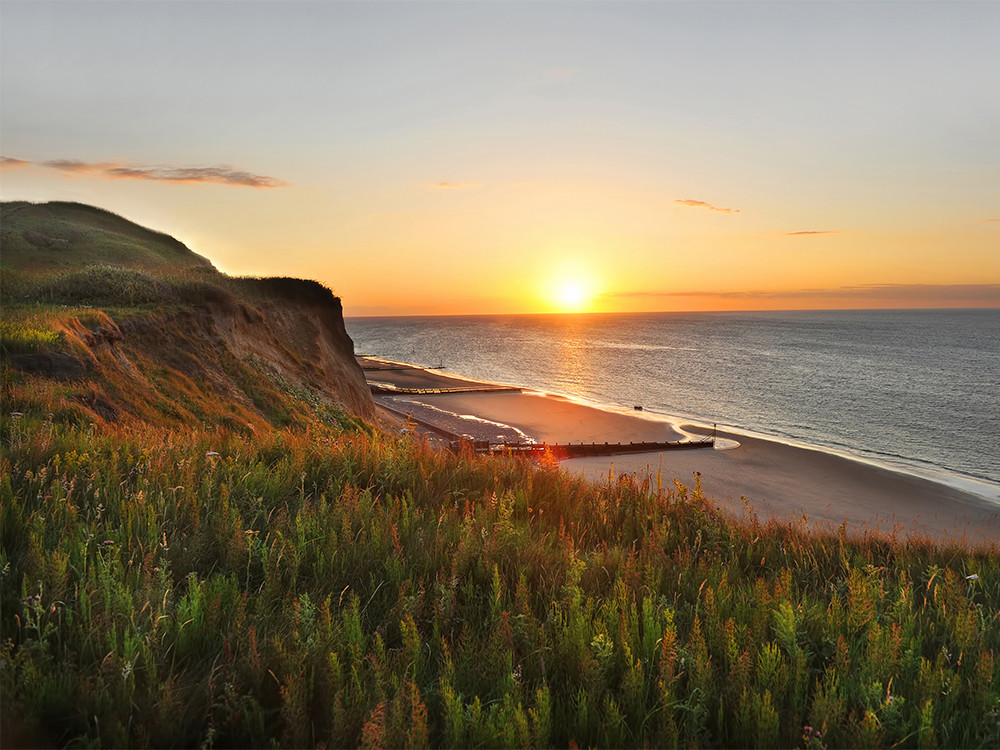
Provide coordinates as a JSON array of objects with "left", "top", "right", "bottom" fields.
[
  {"left": 0, "top": 202, "right": 345, "bottom": 312},
  {"left": 0, "top": 200, "right": 215, "bottom": 271}
]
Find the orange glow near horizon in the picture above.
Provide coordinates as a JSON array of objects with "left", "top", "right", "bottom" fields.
[{"left": 3, "top": 168, "right": 999, "bottom": 318}]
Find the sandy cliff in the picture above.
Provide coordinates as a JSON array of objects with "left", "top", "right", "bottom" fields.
[{"left": 1, "top": 201, "right": 375, "bottom": 428}]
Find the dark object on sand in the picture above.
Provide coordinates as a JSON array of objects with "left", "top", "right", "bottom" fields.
[{"left": 462, "top": 438, "right": 714, "bottom": 458}]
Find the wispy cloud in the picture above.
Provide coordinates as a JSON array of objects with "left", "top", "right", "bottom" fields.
[
  {"left": 104, "top": 164, "right": 288, "bottom": 188},
  {"left": 604, "top": 283, "right": 1000, "bottom": 304},
  {"left": 41, "top": 159, "right": 97, "bottom": 173},
  {"left": 1, "top": 156, "right": 289, "bottom": 188},
  {"left": 786, "top": 230, "right": 841, "bottom": 236},
  {"left": 675, "top": 199, "right": 740, "bottom": 214}
]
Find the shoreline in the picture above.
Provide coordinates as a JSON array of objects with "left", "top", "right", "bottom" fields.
[
  {"left": 361, "top": 356, "right": 1000, "bottom": 546},
  {"left": 685, "top": 417, "right": 1000, "bottom": 506}
]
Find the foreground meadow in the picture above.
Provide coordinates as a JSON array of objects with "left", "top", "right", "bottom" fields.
[{"left": 2, "top": 414, "right": 999, "bottom": 748}]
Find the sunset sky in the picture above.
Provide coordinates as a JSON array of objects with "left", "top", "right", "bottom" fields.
[{"left": 2, "top": 1, "right": 998, "bottom": 316}]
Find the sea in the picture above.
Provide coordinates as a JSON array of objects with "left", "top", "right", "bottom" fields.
[{"left": 346, "top": 309, "right": 1000, "bottom": 500}]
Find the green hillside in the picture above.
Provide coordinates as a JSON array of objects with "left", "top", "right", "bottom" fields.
[{"left": 0, "top": 201, "right": 214, "bottom": 271}]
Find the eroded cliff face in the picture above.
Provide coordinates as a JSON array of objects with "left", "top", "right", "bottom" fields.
[
  {"left": 9, "top": 282, "right": 375, "bottom": 429},
  {"left": 2, "top": 201, "right": 375, "bottom": 430},
  {"left": 212, "top": 278, "right": 375, "bottom": 421}
]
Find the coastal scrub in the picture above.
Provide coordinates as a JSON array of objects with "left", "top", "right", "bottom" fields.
[{"left": 2, "top": 413, "right": 999, "bottom": 748}]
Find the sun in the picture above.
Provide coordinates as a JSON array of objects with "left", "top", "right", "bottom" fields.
[{"left": 552, "top": 278, "right": 593, "bottom": 312}]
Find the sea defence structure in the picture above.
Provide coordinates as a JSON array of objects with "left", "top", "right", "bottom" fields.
[
  {"left": 359, "top": 356, "right": 715, "bottom": 457},
  {"left": 360, "top": 357, "right": 521, "bottom": 395},
  {"left": 463, "top": 438, "right": 714, "bottom": 458},
  {"left": 369, "top": 382, "right": 522, "bottom": 395}
]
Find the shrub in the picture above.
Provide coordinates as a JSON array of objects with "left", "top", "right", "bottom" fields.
[
  {"left": 32, "top": 265, "right": 175, "bottom": 307},
  {"left": 0, "top": 321, "right": 62, "bottom": 354}
]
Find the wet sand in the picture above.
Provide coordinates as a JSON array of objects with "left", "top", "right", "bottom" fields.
[{"left": 364, "top": 358, "right": 1000, "bottom": 546}]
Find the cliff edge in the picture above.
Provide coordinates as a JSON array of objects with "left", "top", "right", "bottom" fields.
[{"left": 1, "top": 201, "right": 375, "bottom": 430}]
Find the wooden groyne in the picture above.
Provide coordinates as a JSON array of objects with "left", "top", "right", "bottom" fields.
[
  {"left": 468, "top": 439, "right": 714, "bottom": 458},
  {"left": 357, "top": 356, "right": 445, "bottom": 372},
  {"left": 363, "top": 354, "right": 716, "bottom": 458},
  {"left": 360, "top": 364, "right": 447, "bottom": 372},
  {"left": 369, "top": 383, "right": 521, "bottom": 395},
  {"left": 375, "top": 401, "right": 713, "bottom": 457}
]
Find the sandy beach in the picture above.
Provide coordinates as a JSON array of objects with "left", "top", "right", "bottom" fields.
[{"left": 364, "top": 358, "right": 1000, "bottom": 547}]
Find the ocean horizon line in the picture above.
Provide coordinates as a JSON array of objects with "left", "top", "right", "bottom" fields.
[{"left": 345, "top": 305, "right": 1000, "bottom": 320}]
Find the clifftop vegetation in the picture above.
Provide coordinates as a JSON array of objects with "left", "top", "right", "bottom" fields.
[
  {"left": 1, "top": 201, "right": 214, "bottom": 271},
  {"left": 3, "top": 416, "right": 999, "bottom": 748}
]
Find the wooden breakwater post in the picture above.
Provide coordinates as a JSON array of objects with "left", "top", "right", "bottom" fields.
[
  {"left": 475, "top": 438, "right": 714, "bottom": 458},
  {"left": 368, "top": 383, "right": 522, "bottom": 395}
]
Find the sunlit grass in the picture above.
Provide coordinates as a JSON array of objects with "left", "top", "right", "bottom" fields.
[
  {"left": 0, "top": 321, "right": 62, "bottom": 354},
  {"left": 2, "top": 412, "right": 998, "bottom": 748}
]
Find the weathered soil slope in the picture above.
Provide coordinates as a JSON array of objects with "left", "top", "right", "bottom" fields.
[{"left": 1, "top": 201, "right": 374, "bottom": 429}]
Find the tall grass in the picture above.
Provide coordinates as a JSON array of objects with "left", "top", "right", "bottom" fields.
[{"left": 2, "top": 412, "right": 998, "bottom": 748}]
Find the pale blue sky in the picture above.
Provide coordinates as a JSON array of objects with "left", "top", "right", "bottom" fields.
[{"left": 2, "top": 1, "right": 998, "bottom": 314}]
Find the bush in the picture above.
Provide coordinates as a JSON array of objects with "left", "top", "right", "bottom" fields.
[
  {"left": 0, "top": 321, "right": 62, "bottom": 354},
  {"left": 30, "top": 265, "right": 175, "bottom": 307}
]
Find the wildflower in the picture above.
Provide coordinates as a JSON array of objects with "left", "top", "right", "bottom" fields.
[{"left": 802, "top": 725, "right": 823, "bottom": 745}]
